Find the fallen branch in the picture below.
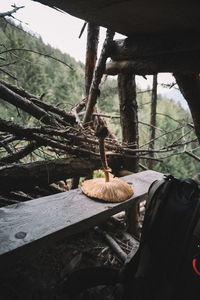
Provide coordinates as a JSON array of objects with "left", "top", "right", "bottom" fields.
[
  {"left": 0, "top": 117, "right": 191, "bottom": 163},
  {"left": 0, "top": 83, "right": 58, "bottom": 126},
  {"left": 0, "top": 141, "right": 41, "bottom": 164},
  {"left": 0, "top": 79, "right": 76, "bottom": 125},
  {"left": 0, "top": 117, "right": 101, "bottom": 157},
  {"left": 94, "top": 226, "right": 127, "bottom": 263},
  {"left": 0, "top": 67, "right": 17, "bottom": 80},
  {"left": 0, "top": 196, "right": 20, "bottom": 206},
  {"left": 120, "top": 231, "right": 139, "bottom": 248}
]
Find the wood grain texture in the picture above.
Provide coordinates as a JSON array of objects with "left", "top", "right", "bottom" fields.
[
  {"left": 0, "top": 170, "right": 163, "bottom": 265},
  {"left": 36, "top": 1, "right": 200, "bottom": 37}
]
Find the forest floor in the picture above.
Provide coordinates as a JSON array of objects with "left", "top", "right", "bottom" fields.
[{"left": 0, "top": 213, "right": 142, "bottom": 300}]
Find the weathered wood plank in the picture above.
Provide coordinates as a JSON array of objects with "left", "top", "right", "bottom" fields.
[
  {"left": 0, "top": 170, "right": 163, "bottom": 266},
  {"left": 105, "top": 51, "right": 200, "bottom": 75},
  {"left": 110, "top": 36, "right": 200, "bottom": 61}
]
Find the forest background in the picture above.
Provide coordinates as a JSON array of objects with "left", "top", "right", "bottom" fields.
[{"left": 0, "top": 18, "right": 199, "bottom": 179}]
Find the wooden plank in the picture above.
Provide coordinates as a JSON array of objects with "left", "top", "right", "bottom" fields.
[
  {"left": 0, "top": 170, "right": 163, "bottom": 266},
  {"left": 36, "top": 1, "right": 200, "bottom": 37}
]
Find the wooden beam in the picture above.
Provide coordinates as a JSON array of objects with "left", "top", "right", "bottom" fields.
[
  {"left": 0, "top": 157, "right": 101, "bottom": 192},
  {"left": 105, "top": 51, "right": 200, "bottom": 75},
  {"left": 0, "top": 170, "right": 163, "bottom": 269},
  {"left": 110, "top": 36, "right": 200, "bottom": 61}
]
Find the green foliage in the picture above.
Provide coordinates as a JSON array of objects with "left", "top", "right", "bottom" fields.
[
  {"left": 0, "top": 19, "right": 199, "bottom": 178},
  {"left": 0, "top": 19, "right": 84, "bottom": 119}
]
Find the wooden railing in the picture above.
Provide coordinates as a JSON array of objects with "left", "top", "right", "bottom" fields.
[{"left": 0, "top": 170, "right": 163, "bottom": 269}]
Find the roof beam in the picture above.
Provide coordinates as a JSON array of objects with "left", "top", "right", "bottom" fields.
[
  {"left": 105, "top": 50, "right": 200, "bottom": 75},
  {"left": 110, "top": 35, "right": 200, "bottom": 61}
]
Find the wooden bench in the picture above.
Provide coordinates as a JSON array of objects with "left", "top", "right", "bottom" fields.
[{"left": 0, "top": 170, "right": 163, "bottom": 269}]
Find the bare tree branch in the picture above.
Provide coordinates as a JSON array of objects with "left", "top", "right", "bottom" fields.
[
  {"left": 0, "top": 67, "right": 17, "bottom": 80},
  {"left": 0, "top": 79, "right": 76, "bottom": 125},
  {"left": 0, "top": 5, "right": 24, "bottom": 18},
  {"left": 156, "top": 112, "right": 183, "bottom": 124},
  {"left": 185, "top": 150, "right": 200, "bottom": 162},
  {"left": 0, "top": 61, "right": 17, "bottom": 68},
  {"left": 0, "top": 83, "right": 59, "bottom": 126},
  {"left": 0, "top": 48, "right": 73, "bottom": 69},
  {"left": 0, "top": 141, "right": 41, "bottom": 164},
  {"left": 79, "top": 21, "right": 87, "bottom": 39},
  {"left": 140, "top": 125, "right": 184, "bottom": 148}
]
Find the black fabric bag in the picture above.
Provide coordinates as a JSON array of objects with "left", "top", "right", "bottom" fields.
[
  {"left": 120, "top": 175, "right": 200, "bottom": 300},
  {"left": 63, "top": 175, "right": 200, "bottom": 300}
]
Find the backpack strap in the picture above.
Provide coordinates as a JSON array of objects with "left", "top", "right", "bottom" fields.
[
  {"left": 147, "top": 179, "right": 166, "bottom": 204},
  {"left": 146, "top": 175, "right": 174, "bottom": 210}
]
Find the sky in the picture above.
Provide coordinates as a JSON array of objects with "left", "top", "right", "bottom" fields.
[{"left": 0, "top": 0, "right": 188, "bottom": 107}]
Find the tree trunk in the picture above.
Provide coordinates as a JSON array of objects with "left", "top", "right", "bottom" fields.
[
  {"left": 174, "top": 73, "right": 200, "bottom": 144},
  {"left": 118, "top": 73, "right": 139, "bottom": 238},
  {"left": 148, "top": 74, "right": 158, "bottom": 169}
]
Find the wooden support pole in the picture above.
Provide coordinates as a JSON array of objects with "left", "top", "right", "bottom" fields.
[
  {"left": 148, "top": 74, "right": 158, "bottom": 169},
  {"left": 78, "top": 24, "right": 99, "bottom": 185},
  {"left": 83, "top": 30, "right": 115, "bottom": 124},
  {"left": 85, "top": 23, "right": 100, "bottom": 97},
  {"left": 174, "top": 73, "right": 200, "bottom": 144},
  {"left": 118, "top": 73, "right": 140, "bottom": 238},
  {"left": 71, "top": 176, "right": 80, "bottom": 189},
  {"left": 118, "top": 73, "right": 139, "bottom": 172}
]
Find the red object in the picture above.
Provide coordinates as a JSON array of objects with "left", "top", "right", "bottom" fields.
[{"left": 192, "top": 258, "right": 200, "bottom": 276}]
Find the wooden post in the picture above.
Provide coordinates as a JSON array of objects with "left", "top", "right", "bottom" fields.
[
  {"left": 72, "top": 23, "right": 100, "bottom": 186},
  {"left": 148, "top": 74, "right": 158, "bottom": 169},
  {"left": 118, "top": 73, "right": 140, "bottom": 238},
  {"left": 85, "top": 23, "right": 100, "bottom": 97},
  {"left": 83, "top": 30, "right": 115, "bottom": 124},
  {"left": 71, "top": 176, "right": 80, "bottom": 189},
  {"left": 174, "top": 73, "right": 200, "bottom": 144}
]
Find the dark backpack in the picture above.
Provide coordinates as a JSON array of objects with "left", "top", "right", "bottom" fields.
[
  {"left": 63, "top": 175, "right": 200, "bottom": 299},
  {"left": 120, "top": 175, "right": 200, "bottom": 300}
]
